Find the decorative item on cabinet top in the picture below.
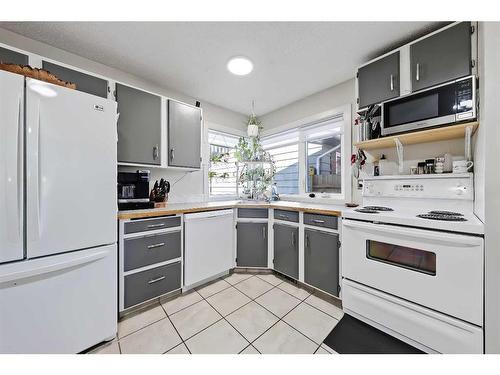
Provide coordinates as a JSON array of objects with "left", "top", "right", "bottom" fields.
[{"left": 0, "top": 62, "right": 76, "bottom": 89}]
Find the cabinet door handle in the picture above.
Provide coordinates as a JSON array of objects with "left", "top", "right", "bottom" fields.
[
  {"left": 416, "top": 63, "right": 420, "bottom": 81},
  {"left": 305, "top": 234, "right": 310, "bottom": 249},
  {"left": 147, "top": 223, "right": 165, "bottom": 228},
  {"left": 291, "top": 231, "right": 296, "bottom": 247},
  {"left": 153, "top": 145, "right": 159, "bottom": 160},
  {"left": 390, "top": 74, "right": 394, "bottom": 91},
  {"left": 170, "top": 148, "right": 175, "bottom": 161},
  {"left": 148, "top": 276, "right": 166, "bottom": 284},
  {"left": 147, "top": 242, "right": 165, "bottom": 249},
  {"left": 262, "top": 226, "right": 266, "bottom": 240},
  {"left": 312, "top": 219, "right": 325, "bottom": 224},
  {"left": 279, "top": 214, "right": 288, "bottom": 219}
]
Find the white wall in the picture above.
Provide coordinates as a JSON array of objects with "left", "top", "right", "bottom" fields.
[
  {"left": 477, "top": 21, "right": 500, "bottom": 354},
  {"left": 0, "top": 27, "right": 247, "bottom": 203}
]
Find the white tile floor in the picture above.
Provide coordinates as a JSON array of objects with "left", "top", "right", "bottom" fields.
[{"left": 90, "top": 272, "right": 343, "bottom": 354}]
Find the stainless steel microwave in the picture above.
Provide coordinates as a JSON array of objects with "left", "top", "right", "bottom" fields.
[{"left": 381, "top": 75, "right": 477, "bottom": 136}]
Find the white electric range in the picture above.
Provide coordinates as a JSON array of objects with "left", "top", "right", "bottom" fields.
[{"left": 341, "top": 173, "right": 485, "bottom": 354}]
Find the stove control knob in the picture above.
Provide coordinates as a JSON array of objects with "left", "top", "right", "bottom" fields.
[{"left": 455, "top": 185, "right": 467, "bottom": 195}]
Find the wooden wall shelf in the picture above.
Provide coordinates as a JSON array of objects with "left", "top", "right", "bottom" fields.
[{"left": 354, "top": 122, "right": 479, "bottom": 151}]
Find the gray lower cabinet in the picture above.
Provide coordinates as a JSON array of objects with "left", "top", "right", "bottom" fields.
[
  {"left": 124, "top": 262, "right": 181, "bottom": 309},
  {"left": 42, "top": 61, "right": 108, "bottom": 98},
  {"left": 273, "top": 224, "right": 298, "bottom": 279},
  {"left": 411, "top": 22, "right": 471, "bottom": 92},
  {"left": 358, "top": 51, "right": 400, "bottom": 108},
  {"left": 304, "top": 229, "right": 339, "bottom": 296},
  {"left": 123, "top": 231, "right": 181, "bottom": 272},
  {"left": 116, "top": 83, "right": 162, "bottom": 165},
  {"left": 236, "top": 222, "right": 268, "bottom": 267},
  {"left": 168, "top": 100, "right": 201, "bottom": 168}
]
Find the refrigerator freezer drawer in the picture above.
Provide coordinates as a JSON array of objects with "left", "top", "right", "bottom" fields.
[{"left": 0, "top": 244, "right": 117, "bottom": 353}]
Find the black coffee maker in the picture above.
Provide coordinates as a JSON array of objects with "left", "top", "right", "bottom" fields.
[{"left": 117, "top": 170, "right": 155, "bottom": 210}]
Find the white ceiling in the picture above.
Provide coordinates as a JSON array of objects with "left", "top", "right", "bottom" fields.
[{"left": 0, "top": 22, "right": 442, "bottom": 115}]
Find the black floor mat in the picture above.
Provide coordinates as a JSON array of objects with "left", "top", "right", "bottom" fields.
[{"left": 323, "top": 314, "right": 424, "bottom": 354}]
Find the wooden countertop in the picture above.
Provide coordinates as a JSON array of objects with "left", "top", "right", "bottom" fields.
[{"left": 117, "top": 200, "right": 344, "bottom": 220}]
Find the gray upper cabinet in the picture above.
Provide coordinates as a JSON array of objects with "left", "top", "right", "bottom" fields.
[
  {"left": 0, "top": 46, "right": 28, "bottom": 65},
  {"left": 304, "top": 229, "right": 339, "bottom": 296},
  {"left": 168, "top": 100, "right": 201, "bottom": 168},
  {"left": 411, "top": 22, "right": 472, "bottom": 92},
  {"left": 42, "top": 61, "right": 108, "bottom": 98},
  {"left": 116, "top": 83, "right": 162, "bottom": 165},
  {"left": 236, "top": 222, "right": 268, "bottom": 267},
  {"left": 358, "top": 51, "right": 400, "bottom": 108},
  {"left": 273, "top": 224, "right": 298, "bottom": 279}
]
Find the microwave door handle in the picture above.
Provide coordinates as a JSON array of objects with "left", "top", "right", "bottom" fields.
[{"left": 416, "top": 63, "right": 420, "bottom": 81}]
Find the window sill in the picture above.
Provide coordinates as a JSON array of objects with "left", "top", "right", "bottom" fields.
[{"left": 279, "top": 193, "right": 345, "bottom": 205}]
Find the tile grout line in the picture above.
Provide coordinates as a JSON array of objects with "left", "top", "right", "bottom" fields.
[
  {"left": 200, "top": 290, "right": 253, "bottom": 353},
  {"left": 117, "top": 272, "right": 340, "bottom": 354},
  {"left": 159, "top": 301, "right": 192, "bottom": 354},
  {"left": 118, "top": 315, "right": 168, "bottom": 341}
]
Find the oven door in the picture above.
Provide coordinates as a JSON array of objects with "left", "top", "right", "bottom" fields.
[{"left": 342, "top": 219, "right": 483, "bottom": 325}]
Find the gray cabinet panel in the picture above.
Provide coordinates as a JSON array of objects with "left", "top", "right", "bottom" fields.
[
  {"left": 304, "top": 229, "right": 339, "bottom": 296},
  {"left": 124, "top": 231, "right": 181, "bottom": 271},
  {"left": 124, "top": 262, "right": 181, "bottom": 309},
  {"left": 124, "top": 216, "right": 181, "bottom": 234},
  {"left": 358, "top": 51, "right": 400, "bottom": 108},
  {"left": 0, "top": 46, "right": 28, "bottom": 65},
  {"left": 273, "top": 224, "right": 298, "bottom": 279},
  {"left": 116, "top": 83, "right": 162, "bottom": 165},
  {"left": 42, "top": 61, "right": 108, "bottom": 98},
  {"left": 274, "top": 209, "right": 299, "bottom": 223},
  {"left": 303, "top": 213, "right": 338, "bottom": 230},
  {"left": 238, "top": 208, "right": 268, "bottom": 218},
  {"left": 411, "top": 22, "right": 471, "bottom": 92},
  {"left": 236, "top": 222, "right": 268, "bottom": 267},
  {"left": 168, "top": 100, "right": 201, "bottom": 168}
]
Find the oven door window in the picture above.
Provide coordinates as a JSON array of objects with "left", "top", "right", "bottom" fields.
[{"left": 366, "top": 240, "right": 436, "bottom": 275}]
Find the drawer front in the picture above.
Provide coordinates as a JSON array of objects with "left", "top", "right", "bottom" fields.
[
  {"left": 237, "top": 208, "right": 269, "bottom": 219},
  {"left": 274, "top": 209, "right": 299, "bottom": 223},
  {"left": 124, "top": 216, "right": 181, "bottom": 234},
  {"left": 124, "top": 231, "right": 181, "bottom": 272},
  {"left": 303, "top": 213, "right": 338, "bottom": 229},
  {"left": 124, "top": 262, "right": 181, "bottom": 309}
]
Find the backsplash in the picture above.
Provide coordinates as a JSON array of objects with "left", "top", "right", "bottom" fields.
[{"left": 118, "top": 166, "right": 207, "bottom": 203}]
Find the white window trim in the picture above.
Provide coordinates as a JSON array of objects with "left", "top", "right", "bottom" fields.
[
  {"left": 204, "top": 123, "right": 246, "bottom": 201},
  {"left": 261, "top": 104, "right": 352, "bottom": 204}
]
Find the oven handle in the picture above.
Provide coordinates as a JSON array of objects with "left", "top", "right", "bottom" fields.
[{"left": 342, "top": 220, "right": 483, "bottom": 247}]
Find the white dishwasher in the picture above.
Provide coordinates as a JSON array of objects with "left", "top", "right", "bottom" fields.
[{"left": 184, "top": 209, "right": 235, "bottom": 289}]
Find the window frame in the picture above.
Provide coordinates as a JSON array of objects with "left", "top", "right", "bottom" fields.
[
  {"left": 261, "top": 104, "right": 351, "bottom": 204},
  {"left": 205, "top": 125, "right": 245, "bottom": 201}
]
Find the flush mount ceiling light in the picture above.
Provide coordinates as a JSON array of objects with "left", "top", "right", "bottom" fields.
[{"left": 227, "top": 56, "right": 253, "bottom": 76}]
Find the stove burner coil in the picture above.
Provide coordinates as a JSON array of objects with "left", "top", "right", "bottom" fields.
[
  {"left": 417, "top": 214, "right": 467, "bottom": 221},
  {"left": 363, "top": 206, "right": 394, "bottom": 212}
]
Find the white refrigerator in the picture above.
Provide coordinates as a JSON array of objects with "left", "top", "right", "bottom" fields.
[{"left": 0, "top": 70, "right": 118, "bottom": 353}]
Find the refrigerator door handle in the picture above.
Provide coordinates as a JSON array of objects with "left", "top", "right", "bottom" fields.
[
  {"left": 0, "top": 250, "right": 109, "bottom": 284},
  {"left": 17, "top": 95, "right": 23, "bottom": 237},
  {"left": 34, "top": 104, "right": 42, "bottom": 238}
]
